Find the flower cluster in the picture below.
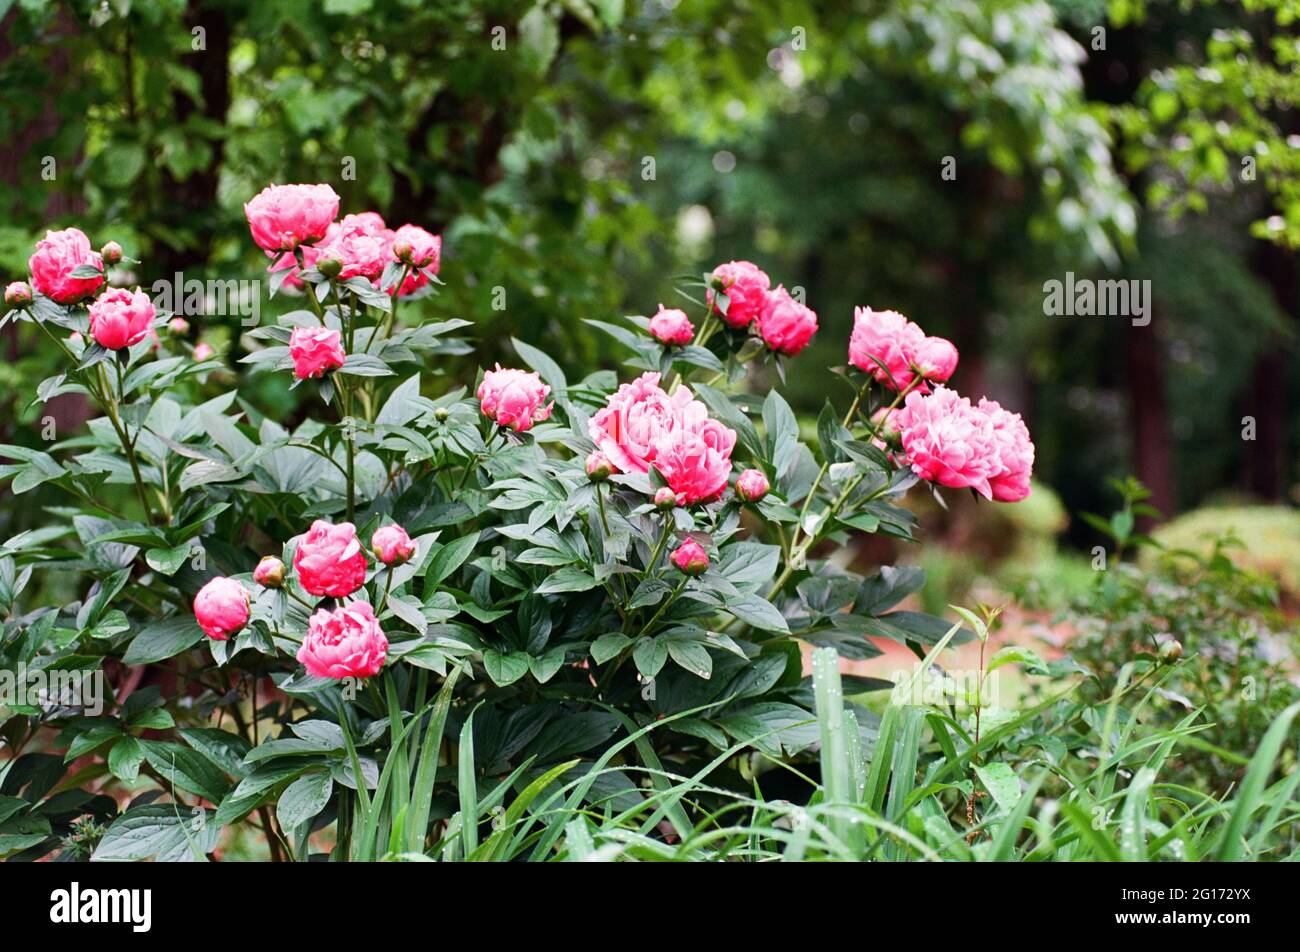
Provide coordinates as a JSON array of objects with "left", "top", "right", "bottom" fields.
[
  {"left": 704, "top": 260, "right": 819, "bottom": 356},
  {"left": 248, "top": 183, "right": 441, "bottom": 298},
  {"left": 192, "top": 519, "right": 420, "bottom": 679},
  {"left": 848, "top": 306, "right": 958, "bottom": 392}
]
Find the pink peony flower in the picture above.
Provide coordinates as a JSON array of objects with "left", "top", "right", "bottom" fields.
[
  {"left": 588, "top": 372, "right": 736, "bottom": 504},
  {"left": 254, "top": 556, "right": 286, "bottom": 588},
  {"left": 894, "top": 386, "right": 1000, "bottom": 499},
  {"left": 193, "top": 576, "right": 250, "bottom": 641},
  {"left": 371, "top": 524, "right": 417, "bottom": 566},
  {"left": 289, "top": 326, "right": 345, "bottom": 379},
  {"left": 708, "top": 260, "right": 770, "bottom": 328},
  {"left": 588, "top": 372, "right": 682, "bottom": 475},
  {"left": 294, "top": 520, "right": 369, "bottom": 597},
  {"left": 193, "top": 341, "right": 215, "bottom": 361},
  {"left": 913, "top": 335, "right": 959, "bottom": 384},
  {"left": 648, "top": 304, "right": 694, "bottom": 346},
  {"left": 298, "top": 601, "right": 388, "bottom": 679},
  {"left": 978, "top": 398, "right": 1035, "bottom": 502},
  {"left": 316, "top": 213, "right": 389, "bottom": 280},
  {"left": 29, "top": 228, "right": 104, "bottom": 304},
  {"left": 477, "top": 365, "right": 552, "bottom": 432},
  {"left": 757, "top": 286, "right": 818, "bottom": 355},
  {"left": 735, "top": 468, "right": 770, "bottom": 503},
  {"left": 670, "top": 537, "right": 710, "bottom": 575},
  {"left": 653, "top": 422, "right": 734, "bottom": 504},
  {"left": 243, "top": 183, "right": 339, "bottom": 253},
  {"left": 848, "top": 307, "right": 926, "bottom": 389},
  {"left": 87, "top": 287, "right": 155, "bottom": 350},
  {"left": 391, "top": 224, "right": 441, "bottom": 270}
]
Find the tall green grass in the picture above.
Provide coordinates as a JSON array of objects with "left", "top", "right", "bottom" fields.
[{"left": 324, "top": 649, "right": 1298, "bottom": 861}]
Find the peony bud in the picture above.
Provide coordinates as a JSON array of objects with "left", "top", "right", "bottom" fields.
[
  {"left": 670, "top": 537, "right": 709, "bottom": 576},
  {"left": 371, "top": 524, "right": 417, "bottom": 566},
  {"left": 735, "top": 468, "right": 769, "bottom": 504},
  {"left": 169, "top": 316, "right": 191, "bottom": 335},
  {"left": 654, "top": 486, "right": 679, "bottom": 509},
  {"left": 193, "top": 576, "right": 251, "bottom": 641},
  {"left": 254, "top": 555, "right": 286, "bottom": 589},
  {"left": 193, "top": 341, "right": 215, "bottom": 361},
  {"left": 101, "top": 241, "right": 123, "bottom": 266},
  {"left": 316, "top": 254, "right": 343, "bottom": 279},
  {"left": 586, "top": 450, "right": 614, "bottom": 482},
  {"left": 434, "top": 406, "right": 450, "bottom": 422},
  {"left": 1159, "top": 640, "right": 1183, "bottom": 664},
  {"left": 4, "top": 281, "right": 32, "bottom": 309}
]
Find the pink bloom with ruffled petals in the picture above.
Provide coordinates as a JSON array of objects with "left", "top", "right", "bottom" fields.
[
  {"left": 708, "top": 260, "right": 770, "bottom": 328},
  {"left": 298, "top": 601, "right": 388, "bottom": 679},
  {"left": 371, "top": 524, "right": 417, "bottom": 566},
  {"left": 88, "top": 287, "right": 155, "bottom": 350},
  {"left": 477, "top": 365, "right": 552, "bottom": 432},
  {"left": 289, "top": 326, "right": 345, "bottom": 379},
  {"left": 978, "top": 398, "right": 1035, "bottom": 502},
  {"left": 244, "top": 184, "right": 339, "bottom": 253},
  {"left": 894, "top": 386, "right": 999, "bottom": 499},
  {"left": 29, "top": 228, "right": 104, "bottom": 304},
  {"left": 293, "top": 520, "right": 368, "bottom": 597}
]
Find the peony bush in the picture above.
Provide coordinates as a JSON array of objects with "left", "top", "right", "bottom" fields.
[{"left": 0, "top": 183, "right": 1034, "bottom": 861}]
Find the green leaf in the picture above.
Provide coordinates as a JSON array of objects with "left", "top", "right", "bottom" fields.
[
  {"left": 854, "top": 566, "right": 926, "bottom": 615},
  {"left": 146, "top": 543, "right": 191, "bottom": 575},
  {"left": 483, "top": 648, "right": 530, "bottom": 686},
  {"left": 975, "top": 762, "right": 1023, "bottom": 814},
  {"left": 591, "top": 632, "right": 631, "bottom": 664},
  {"left": 987, "top": 645, "right": 1049, "bottom": 675},
  {"left": 632, "top": 637, "right": 667, "bottom": 678},
  {"left": 277, "top": 770, "right": 333, "bottom": 830},
  {"left": 534, "top": 567, "right": 598, "bottom": 595},
  {"left": 425, "top": 532, "right": 479, "bottom": 586},
  {"left": 511, "top": 337, "right": 567, "bottom": 393},
  {"left": 123, "top": 615, "right": 204, "bottom": 665},
  {"left": 337, "top": 353, "right": 394, "bottom": 377},
  {"left": 666, "top": 638, "right": 712, "bottom": 679},
  {"left": 92, "top": 804, "right": 219, "bottom": 862},
  {"left": 107, "top": 737, "right": 145, "bottom": 783},
  {"left": 141, "top": 740, "right": 232, "bottom": 802},
  {"left": 725, "top": 593, "right": 790, "bottom": 633}
]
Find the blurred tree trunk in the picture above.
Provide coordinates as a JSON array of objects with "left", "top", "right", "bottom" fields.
[
  {"left": 1126, "top": 310, "right": 1174, "bottom": 517},
  {"left": 154, "top": 1, "right": 232, "bottom": 281},
  {"left": 1082, "top": 23, "right": 1175, "bottom": 518},
  {"left": 1243, "top": 239, "right": 1296, "bottom": 501}
]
